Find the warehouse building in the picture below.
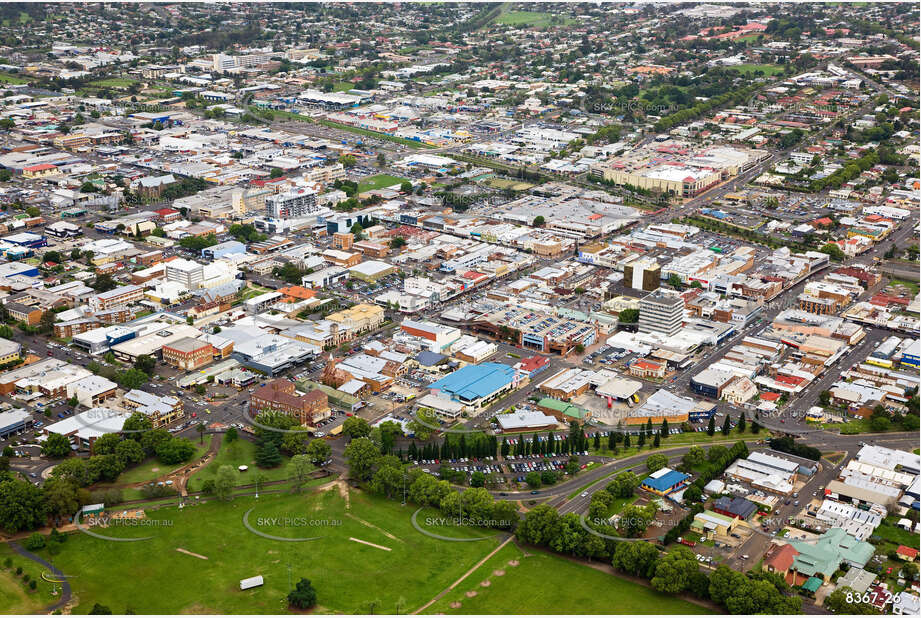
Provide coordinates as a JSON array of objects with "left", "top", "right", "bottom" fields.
[{"left": 427, "top": 362, "right": 521, "bottom": 409}]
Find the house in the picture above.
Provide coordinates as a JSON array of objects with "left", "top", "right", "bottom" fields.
[
  {"left": 891, "top": 591, "right": 920, "bottom": 616},
  {"left": 896, "top": 545, "right": 918, "bottom": 562},
  {"left": 691, "top": 509, "right": 742, "bottom": 538},
  {"left": 788, "top": 528, "right": 875, "bottom": 583}
]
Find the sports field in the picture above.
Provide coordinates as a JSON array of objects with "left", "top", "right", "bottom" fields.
[
  {"left": 357, "top": 174, "right": 408, "bottom": 193},
  {"left": 31, "top": 488, "right": 503, "bottom": 614}
]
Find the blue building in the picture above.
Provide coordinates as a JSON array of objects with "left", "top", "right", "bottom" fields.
[
  {"left": 202, "top": 240, "right": 246, "bottom": 260},
  {"left": 901, "top": 340, "right": 920, "bottom": 369},
  {"left": 427, "top": 362, "right": 519, "bottom": 408},
  {"left": 3, "top": 232, "right": 47, "bottom": 249},
  {"left": 641, "top": 468, "right": 689, "bottom": 496}
]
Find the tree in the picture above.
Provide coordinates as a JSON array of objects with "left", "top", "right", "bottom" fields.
[
  {"left": 612, "top": 541, "right": 659, "bottom": 578},
  {"left": 399, "top": 181, "right": 413, "bottom": 193},
  {"left": 87, "top": 454, "right": 125, "bottom": 482},
  {"left": 683, "top": 484, "right": 703, "bottom": 503},
  {"left": 114, "top": 439, "right": 144, "bottom": 466},
  {"left": 819, "top": 243, "right": 845, "bottom": 262},
  {"left": 122, "top": 412, "right": 153, "bottom": 434},
  {"left": 525, "top": 471, "right": 542, "bottom": 488},
  {"left": 667, "top": 273, "right": 684, "bottom": 290},
  {"left": 42, "top": 477, "right": 79, "bottom": 526},
  {"left": 682, "top": 445, "right": 705, "bottom": 468},
  {"left": 470, "top": 470, "right": 486, "bottom": 487},
  {"left": 288, "top": 578, "right": 317, "bottom": 609},
  {"left": 155, "top": 437, "right": 195, "bottom": 465},
  {"left": 255, "top": 439, "right": 283, "bottom": 468},
  {"left": 288, "top": 454, "right": 314, "bottom": 492},
  {"left": 225, "top": 427, "right": 238, "bottom": 443},
  {"left": 42, "top": 433, "right": 72, "bottom": 458},
  {"left": 24, "top": 532, "right": 45, "bottom": 551},
  {"left": 533, "top": 215, "right": 545, "bottom": 227},
  {"left": 646, "top": 453, "right": 668, "bottom": 472},
  {"left": 306, "top": 439, "right": 331, "bottom": 467},
  {"left": 51, "top": 458, "right": 95, "bottom": 487},
  {"left": 389, "top": 236, "right": 407, "bottom": 250},
  {"left": 651, "top": 546, "right": 699, "bottom": 593},
  {"left": 0, "top": 479, "right": 47, "bottom": 533},
  {"left": 269, "top": 167, "right": 284, "bottom": 179},
  {"left": 91, "top": 433, "right": 122, "bottom": 456},
  {"left": 117, "top": 368, "right": 149, "bottom": 390},
  {"left": 214, "top": 465, "right": 236, "bottom": 501},
  {"left": 196, "top": 422, "right": 206, "bottom": 445},
  {"left": 342, "top": 416, "right": 371, "bottom": 439},
  {"left": 618, "top": 504, "right": 656, "bottom": 538},
  {"left": 737, "top": 412, "right": 746, "bottom": 433},
  {"left": 607, "top": 470, "right": 640, "bottom": 498},
  {"left": 90, "top": 603, "right": 113, "bottom": 615},
  {"left": 344, "top": 437, "right": 379, "bottom": 481},
  {"left": 870, "top": 416, "right": 890, "bottom": 432},
  {"left": 134, "top": 355, "right": 156, "bottom": 375},
  {"left": 515, "top": 504, "right": 561, "bottom": 546},
  {"left": 824, "top": 587, "right": 876, "bottom": 614}
]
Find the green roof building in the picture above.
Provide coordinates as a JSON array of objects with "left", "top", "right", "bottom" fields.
[
  {"left": 537, "top": 397, "right": 591, "bottom": 423},
  {"left": 789, "top": 528, "right": 875, "bottom": 582}
]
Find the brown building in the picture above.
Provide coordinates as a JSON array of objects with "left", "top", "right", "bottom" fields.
[
  {"left": 162, "top": 337, "right": 213, "bottom": 370},
  {"left": 5, "top": 302, "right": 43, "bottom": 326},
  {"left": 332, "top": 232, "right": 354, "bottom": 250},
  {"left": 352, "top": 240, "right": 390, "bottom": 258},
  {"left": 250, "top": 379, "right": 330, "bottom": 426}
]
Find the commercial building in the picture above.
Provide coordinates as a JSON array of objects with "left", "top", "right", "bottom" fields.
[
  {"left": 639, "top": 290, "right": 684, "bottom": 337},
  {"left": 265, "top": 188, "right": 320, "bottom": 220},
  {"left": 88, "top": 285, "right": 144, "bottom": 311},
  {"left": 496, "top": 409, "right": 558, "bottom": 432},
  {"left": 427, "top": 362, "right": 522, "bottom": 409},
  {"left": 165, "top": 259, "right": 205, "bottom": 290},
  {"left": 641, "top": 467, "right": 689, "bottom": 496},
  {"left": 122, "top": 389, "right": 184, "bottom": 428},
  {"left": 348, "top": 260, "right": 396, "bottom": 283},
  {"left": 0, "top": 409, "right": 32, "bottom": 439},
  {"left": 162, "top": 337, "right": 214, "bottom": 371},
  {"left": 43, "top": 407, "right": 129, "bottom": 450},
  {"left": 401, "top": 319, "right": 462, "bottom": 353},
  {"left": 250, "top": 379, "right": 330, "bottom": 426},
  {"left": 65, "top": 375, "right": 118, "bottom": 408},
  {"left": 623, "top": 258, "right": 661, "bottom": 292}
]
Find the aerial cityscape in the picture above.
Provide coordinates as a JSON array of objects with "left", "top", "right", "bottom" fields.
[{"left": 0, "top": 1, "right": 916, "bottom": 616}]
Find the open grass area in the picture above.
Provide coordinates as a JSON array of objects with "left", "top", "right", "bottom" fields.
[
  {"left": 889, "top": 278, "right": 920, "bottom": 296},
  {"left": 187, "top": 438, "right": 293, "bottom": 492},
  {"left": 496, "top": 10, "right": 577, "bottom": 28},
  {"left": 95, "top": 436, "right": 212, "bottom": 488},
  {"left": 726, "top": 63, "right": 785, "bottom": 77},
  {"left": 428, "top": 542, "right": 708, "bottom": 614},
  {"left": 875, "top": 518, "right": 920, "bottom": 549},
  {"left": 589, "top": 430, "right": 759, "bottom": 458},
  {"left": 33, "top": 488, "right": 502, "bottom": 614},
  {"left": 89, "top": 78, "right": 139, "bottom": 89},
  {"left": 0, "top": 544, "right": 58, "bottom": 614},
  {"left": 485, "top": 177, "right": 534, "bottom": 191},
  {"left": 357, "top": 174, "right": 408, "bottom": 193},
  {"left": 0, "top": 72, "right": 29, "bottom": 85}
]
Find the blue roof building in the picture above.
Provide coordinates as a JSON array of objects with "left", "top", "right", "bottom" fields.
[
  {"left": 202, "top": 240, "right": 246, "bottom": 260},
  {"left": 641, "top": 468, "right": 689, "bottom": 496},
  {"left": 427, "top": 362, "right": 519, "bottom": 408}
]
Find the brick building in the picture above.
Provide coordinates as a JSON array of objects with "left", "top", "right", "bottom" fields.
[
  {"left": 162, "top": 337, "right": 214, "bottom": 370},
  {"left": 250, "top": 379, "right": 330, "bottom": 426}
]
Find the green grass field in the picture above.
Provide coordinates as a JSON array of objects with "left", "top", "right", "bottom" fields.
[
  {"left": 89, "top": 78, "right": 139, "bottom": 89},
  {"left": 496, "top": 10, "right": 576, "bottom": 28},
  {"left": 33, "top": 489, "right": 503, "bottom": 614},
  {"left": 96, "top": 436, "right": 212, "bottom": 488},
  {"left": 0, "top": 72, "right": 29, "bottom": 85},
  {"left": 186, "top": 438, "right": 293, "bottom": 492},
  {"left": 428, "top": 542, "right": 708, "bottom": 614},
  {"left": 316, "top": 118, "right": 435, "bottom": 149},
  {"left": 726, "top": 64, "right": 785, "bottom": 77},
  {"left": 358, "top": 174, "right": 408, "bottom": 193},
  {"left": 875, "top": 518, "right": 920, "bottom": 549},
  {"left": 0, "top": 544, "right": 58, "bottom": 614}
]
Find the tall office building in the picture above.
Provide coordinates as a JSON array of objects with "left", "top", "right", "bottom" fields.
[
  {"left": 265, "top": 188, "right": 320, "bottom": 220},
  {"left": 166, "top": 258, "right": 205, "bottom": 290},
  {"left": 639, "top": 289, "right": 684, "bottom": 337}
]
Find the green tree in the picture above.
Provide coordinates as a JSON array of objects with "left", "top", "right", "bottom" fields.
[
  {"left": 682, "top": 445, "right": 705, "bottom": 468},
  {"left": 42, "top": 433, "right": 72, "bottom": 458},
  {"left": 288, "top": 454, "right": 314, "bottom": 492},
  {"left": 651, "top": 546, "right": 699, "bottom": 593},
  {"left": 342, "top": 416, "right": 371, "bottom": 439},
  {"left": 525, "top": 471, "right": 542, "bottom": 488},
  {"left": 646, "top": 453, "right": 668, "bottom": 472},
  {"left": 706, "top": 415, "right": 715, "bottom": 436},
  {"left": 344, "top": 437, "right": 379, "bottom": 481},
  {"left": 114, "top": 439, "right": 144, "bottom": 466},
  {"left": 533, "top": 215, "right": 545, "bottom": 227},
  {"left": 0, "top": 479, "right": 47, "bottom": 533},
  {"left": 306, "top": 438, "right": 331, "bottom": 466},
  {"left": 91, "top": 433, "right": 121, "bottom": 456},
  {"left": 155, "top": 437, "right": 195, "bottom": 465},
  {"left": 287, "top": 578, "right": 317, "bottom": 609},
  {"left": 214, "top": 465, "right": 236, "bottom": 501},
  {"left": 255, "top": 439, "right": 283, "bottom": 468},
  {"left": 134, "top": 355, "right": 156, "bottom": 375},
  {"left": 515, "top": 504, "right": 561, "bottom": 546},
  {"left": 42, "top": 477, "right": 79, "bottom": 526}
]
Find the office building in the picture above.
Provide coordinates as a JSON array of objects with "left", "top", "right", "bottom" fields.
[{"left": 639, "top": 289, "right": 684, "bottom": 337}]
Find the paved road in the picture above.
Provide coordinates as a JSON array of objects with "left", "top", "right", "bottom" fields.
[{"left": 9, "top": 541, "right": 71, "bottom": 613}]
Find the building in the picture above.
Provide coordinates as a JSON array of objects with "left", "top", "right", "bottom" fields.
[
  {"left": 496, "top": 409, "right": 558, "bottom": 432},
  {"left": 537, "top": 397, "right": 591, "bottom": 424},
  {"left": 165, "top": 259, "right": 205, "bottom": 290},
  {"left": 250, "top": 379, "right": 330, "bottom": 426},
  {"left": 712, "top": 496, "right": 757, "bottom": 520},
  {"left": 762, "top": 543, "right": 799, "bottom": 580},
  {"left": 640, "top": 467, "right": 689, "bottom": 496},
  {"left": 629, "top": 358, "right": 666, "bottom": 379},
  {"left": 0, "top": 408, "right": 32, "bottom": 439},
  {"left": 427, "top": 362, "right": 521, "bottom": 409},
  {"left": 65, "top": 375, "right": 118, "bottom": 408},
  {"left": 122, "top": 389, "right": 183, "bottom": 428},
  {"left": 88, "top": 285, "right": 144, "bottom": 311},
  {"left": 0, "top": 337, "right": 21, "bottom": 365},
  {"left": 788, "top": 528, "right": 875, "bottom": 583},
  {"left": 43, "top": 407, "right": 129, "bottom": 450},
  {"left": 639, "top": 290, "right": 684, "bottom": 337},
  {"left": 332, "top": 232, "right": 354, "bottom": 250},
  {"left": 401, "top": 319, "right": 462, "bottom": 353},
  {"left": 691, "top": 510, "right": 744, "bottom": 538},
  {"left": 265, "top": 188, "right": 320, "bottom": 220},
  {"left": 623, "top": 258, "right": 661, "bottom": 292},
  {"left": 162, "top": 337, "right": 213, "bottom": 371},
  {"left": 348, "top": 261, "right": 396, "bottom": 283},
  {"left": 5, "top": 301, "right": 43, "bottom": 326}
]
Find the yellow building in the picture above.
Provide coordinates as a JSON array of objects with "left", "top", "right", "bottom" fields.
[
  {"left": 326, "top": 303, "right": 385, "bottom": 339},
  {"left": 0, "top": 337, "right": 21, "bottom": 365}
]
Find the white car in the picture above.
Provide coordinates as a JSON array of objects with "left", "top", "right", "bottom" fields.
[{"left": 580, "top": 492, "right": 588, "bottom": 497}]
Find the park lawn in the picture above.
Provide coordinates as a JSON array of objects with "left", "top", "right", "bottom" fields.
[
  {"left": 429, "top": 541, "right": 708, "bottom": 615},
  {"left": 186, "top": 438, "right": 293, "bottom": 491},
  {"left": 35, "top": 488, "right": 502, "bottom": 614},
  {"left": 496, "top": 10, "right": 576, "bottom": 27},
  {"left": 0, "top": 544, "right": 58, "bottom": 614},
  {"left": 332, "top": 81, "right": 356, "bottom": 92},
  {"left": 0, "top": 73, "right": 29, "bottom": 85},
  {"left": 357, "top": 174, "right": 408, "bottom": 193},
  {"left": 727, "top": 63, "right": 785, "bottom": 77},
  {"left": 96, "top": 436, "right": 213, "bottom": 488}
]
